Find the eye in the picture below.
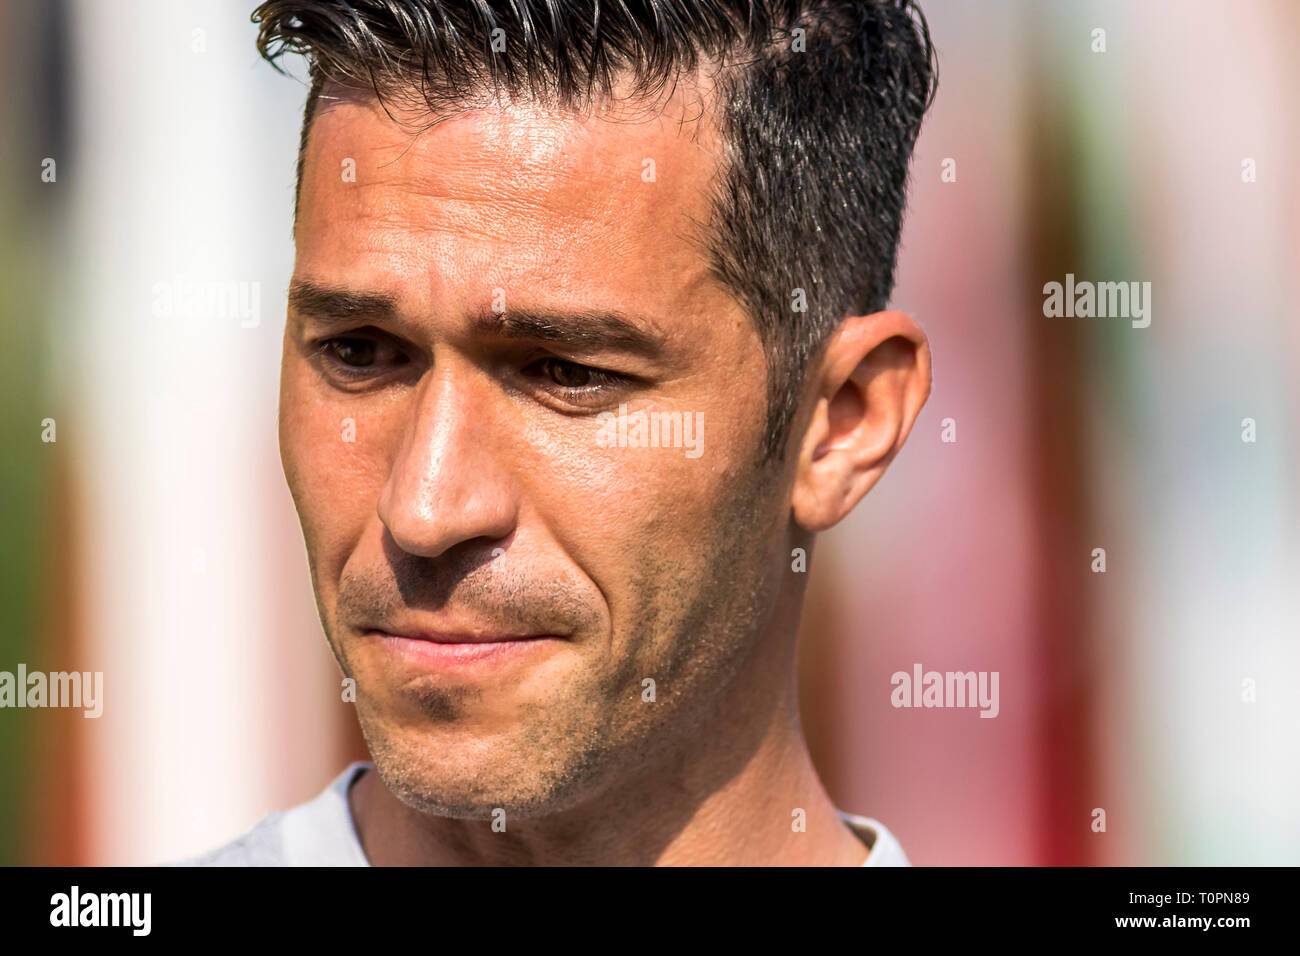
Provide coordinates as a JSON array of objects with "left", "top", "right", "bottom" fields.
[
  {"left": 325, "top": 337, "right": 378, "bottom": 367},
  {"left": 311, "top": 331, "right": 412, "bottom": 385},
  {"left": 521, "top": 356, "right": 630, "bottom": 406},
  {"left": 542, "top": 358, "right": 594, "bottom": 388}
]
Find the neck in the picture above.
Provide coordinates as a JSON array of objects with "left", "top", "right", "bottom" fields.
[{"left": 351, "top": 599, "right": 869, "bottom": 866}]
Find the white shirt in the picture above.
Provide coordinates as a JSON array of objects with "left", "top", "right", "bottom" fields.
[{"left": 178, "top": 761, "right": 910, "bottom": 867}]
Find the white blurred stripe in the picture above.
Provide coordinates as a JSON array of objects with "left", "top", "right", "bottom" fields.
[{"left": 64, "top": 0, "right": 338, "bottom": 864}]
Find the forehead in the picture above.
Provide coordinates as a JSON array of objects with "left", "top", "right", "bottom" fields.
[{"left": 294, "top": 81, "right": 736, "bottom": 324}]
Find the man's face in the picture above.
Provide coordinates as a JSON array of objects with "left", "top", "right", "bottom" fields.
[{"left": 280, "top": 80, "right": 793, "bottom": 818}]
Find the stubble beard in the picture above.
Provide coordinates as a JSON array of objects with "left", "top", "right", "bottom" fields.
[{"left": 318, "top": 458, "right": 786, "bottom": 824}]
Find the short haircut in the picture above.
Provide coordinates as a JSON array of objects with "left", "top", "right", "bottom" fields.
[{"left": 253, "top": 0, "right": 937, "bottom": 461}]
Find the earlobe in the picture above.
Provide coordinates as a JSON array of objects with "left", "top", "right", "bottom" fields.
[{"left": 790, "top": 311, "right": 931, "bottom": 532}]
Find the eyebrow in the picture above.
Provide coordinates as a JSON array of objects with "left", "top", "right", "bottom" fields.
[
  {"left": 289, "top": 279, "right": 666, "bottom": 358},
  {"left": 288, "top": 280, "right": 398, "bottom": 324},
  {"left": 472, "top": 306, "right": 666, "bottom": 358}
]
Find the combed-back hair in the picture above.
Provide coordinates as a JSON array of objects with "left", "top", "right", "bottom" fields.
[{"left": 253, "top": 1, "right": 936, "bottom": 461}]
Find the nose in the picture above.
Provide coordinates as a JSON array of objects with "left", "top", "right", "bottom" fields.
[{"left": 377, "top": 365, "right": 518, "bottom": 558}]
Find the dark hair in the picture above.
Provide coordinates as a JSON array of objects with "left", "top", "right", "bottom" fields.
[{"left": 252, "top": 0, "right": 936, "bottom": 461}]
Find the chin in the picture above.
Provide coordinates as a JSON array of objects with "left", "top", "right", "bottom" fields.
[{"left": 359, "top": 712, "right": 607, "bottom": 820}]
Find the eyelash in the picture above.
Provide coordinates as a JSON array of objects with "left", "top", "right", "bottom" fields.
[
  {"left": 311, "top": 335, "right": 407, "bottom": 381},
  {"left": 520, "top": 356, "right": 629, "bottom": 404},
  {"left": 311, "top": 335, "right": 629, "bottom": 404}
]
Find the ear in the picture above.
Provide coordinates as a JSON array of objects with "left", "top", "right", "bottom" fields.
[{"left": 790, "top": 311, "right": 931, "bottom": 532}]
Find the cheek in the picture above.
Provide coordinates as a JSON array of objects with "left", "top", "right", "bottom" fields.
[
  {"left": 519, "top": 402, "right": 757, "bottom": 603},
  {"left": 279, "top": 367, "right": 392, "bottom": 575}
]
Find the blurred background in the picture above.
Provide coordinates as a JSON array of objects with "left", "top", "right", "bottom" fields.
[{"left": 0, "top": 0, "right": 1296, "bottom": 865}]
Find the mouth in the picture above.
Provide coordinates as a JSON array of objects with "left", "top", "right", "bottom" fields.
[{"left": 363, "top": 629, "right": 566, "bottom": 670}]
